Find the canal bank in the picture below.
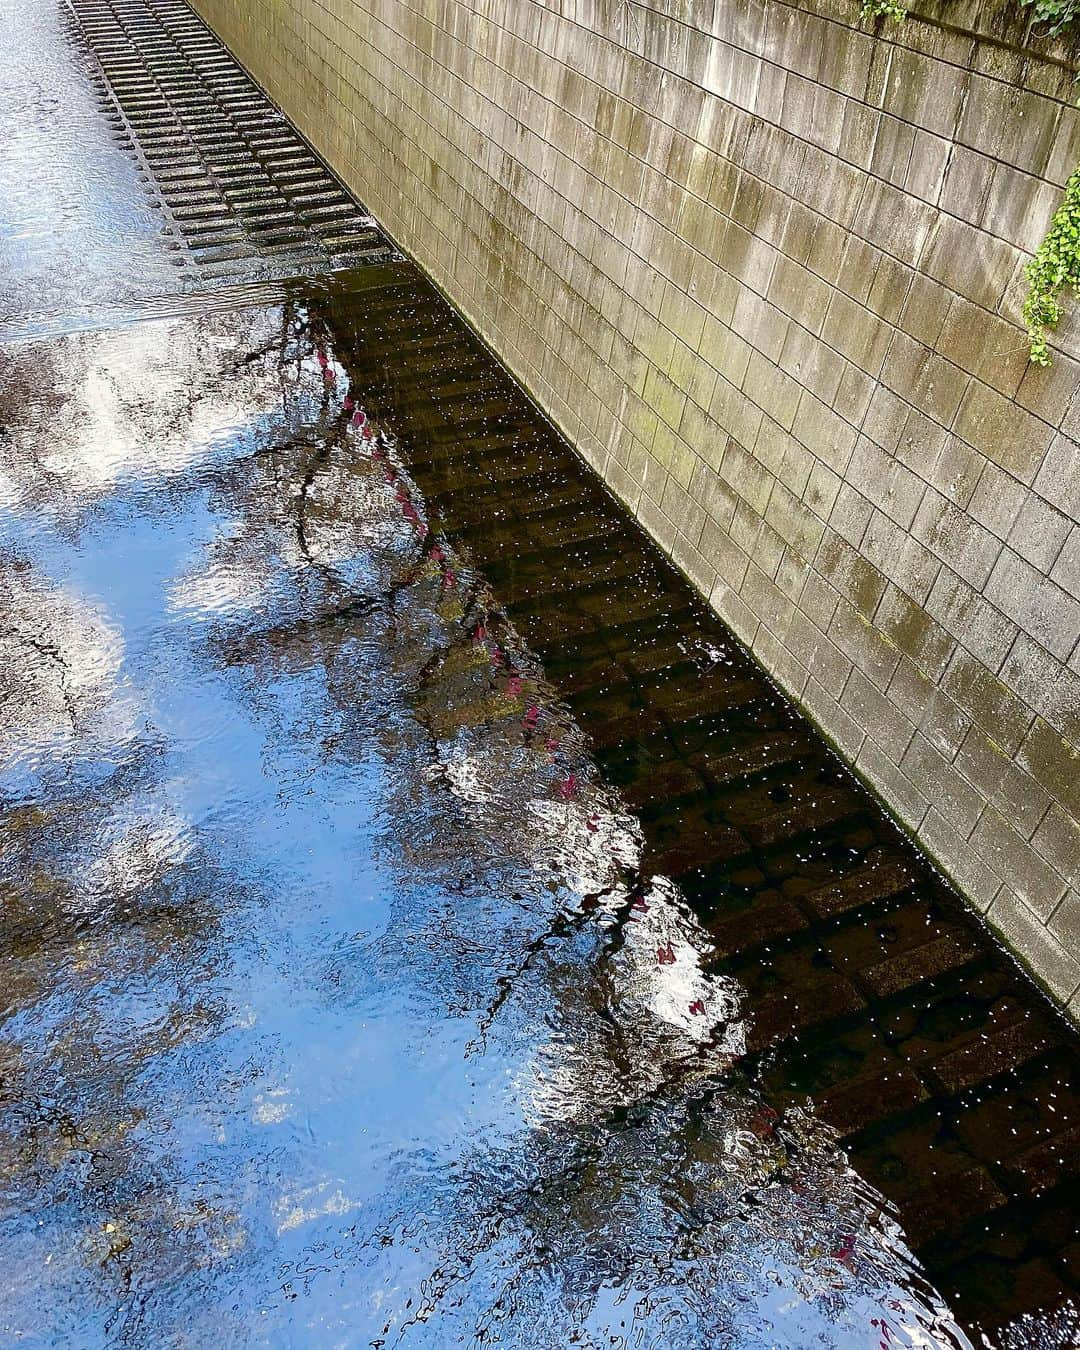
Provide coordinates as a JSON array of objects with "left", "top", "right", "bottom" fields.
[
  {"left": 185, "top": 0, "right": 1080, "bottom": 1018},
  {"left": 0, "top": 0, "right": 1077, "bottom": 1344}
]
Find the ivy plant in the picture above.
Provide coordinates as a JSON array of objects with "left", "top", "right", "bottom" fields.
[
  {"left": 1023, "top": 164, "right": 1080, "bottom": 365},
  {"left": 1019, "top": 0, "right": 1080, "bottom": 36},
  {"left": 860, "top": 0, "right": 907, "bottom": 22}
]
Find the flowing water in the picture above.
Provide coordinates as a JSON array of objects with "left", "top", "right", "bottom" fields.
[{"left": 0, "top": 1, "right": 1077, "bottom": 1347}]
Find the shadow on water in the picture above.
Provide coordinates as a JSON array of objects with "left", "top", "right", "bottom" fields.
[{"left": 0, "top": 264, "right": 1075, "bottom": 1348}]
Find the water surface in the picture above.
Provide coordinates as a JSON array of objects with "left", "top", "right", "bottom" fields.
[{"left": 0, "top": 267, "right": 1075, "bottom": 1348}]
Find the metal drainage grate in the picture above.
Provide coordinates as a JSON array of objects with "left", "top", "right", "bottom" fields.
[{"left": 66, "top": 0, "right": 395, "bottom": 276}]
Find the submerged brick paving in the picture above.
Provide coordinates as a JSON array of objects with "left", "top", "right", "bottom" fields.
[{"left": 310, "top": 266, "right": 1079, "bottom": 1341}]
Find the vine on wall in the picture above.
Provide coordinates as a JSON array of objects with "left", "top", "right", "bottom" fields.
[
  {"left": 864, "top": 0, "right": 907, "bottom": 22},
  {"left": 860, "top": 0, "right": 1080, "bottom": 364},
  {"left": 1020, "top": 0, "right": 1080, "bottom": 37},
  {"left": 1023, "top": 165, "right": 1080, "bottom": 364},
  {"left": 860, "top": 0, "right": 906, "bottom": 21}
]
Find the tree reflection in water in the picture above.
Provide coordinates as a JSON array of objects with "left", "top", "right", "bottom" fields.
[{"left": 0, "top": 287, "right": 1006, "bottom": 1347}]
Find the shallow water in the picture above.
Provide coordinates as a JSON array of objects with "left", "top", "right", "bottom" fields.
[
  {"left": 0, "top": 267, "right": 1075, "bottom": 1348},
  {"left": 0, "top": 0, "right": 1077, "bottom": 1343},
  {"left": 0, "top": 0, "right": 389, "bottom": 343}
]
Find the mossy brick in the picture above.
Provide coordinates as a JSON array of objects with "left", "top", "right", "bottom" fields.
[
  {"left": 837, "top": 362, "right": 876, "bottom": 425},
  {"left": 710, "top": 578, "right": 760, "bottom": 646},
  {"left": 900, "top": 730, "right": 983, "bottom": 834},
  {"left": 745, "top": 351, "right": 802, "bottom": 431},
  {"left": 926, "top": 567, "right": 1019, "bottom": 671},
  {"left": 851, "top": 438, "right": 928, "bottom": 531},
  {"left": 714, "top": 377, "right": 766, "bottom": 450},
  {"left": 1032, "top": 805, "right": 1080, "bottom": 888},
  {"left": 657, "top": 429, "right": 699, "bottom": 489},
  {"left": 989, "top": 889, "right": 1080, "bottom": 1002},
  {"left": 779, "top": 323, "right": 842, "bottom": 404},
  {"left": 660, "top": 471, "right": 709, "bottom": 544},
  {"left": 858, "top": 182, "right": 934, "bottom": 271},
  {"left": 898, "top": 271, "right": 951, "bottom": 349},
  {"left": 699, "top": 513, "right": 751, "bottom": 589},
  {"left": 635, "top": 485, "right": 680, "bottom": 554},
  {"left": 984, "top": 161, "right": 1065, "bottom": 256},
  {"left": 1049, "top": 893, "right": 1080, "bottom": 965},
  {"left": 817, "top": 22, "right": 874, "bottom": 99},
  {"left": 1034, "top": 433, "right": 1080, "bottom": 519},
  {"left": 911, "top": 487, "right": 1000, "bottom": 589},
  {"left": 957, "top": 72, "right": 1057, "bottom": 166},
  {"left": 918, "top": 432, "right": 982, "bottom": 510},
  {"left": 1046, "top": 102, "right": 1080, "bottom": 187},
  {"left": 864, "top": 510, "right": 939, "bottom": 607},
  {"left": 953, "top": 382, "right": 1053, "bottom": 484},
  {"left": 1005, "top": 492, "right": 1073, "bottom": 573},
  {"left": 817, "top": 532, "right": 888, "bottom": 615},
  {"left": 955, "top": 723, "right": 1054, "bottom": 840},
  {"left": 937, "top": 296, "right": 1026, "bottom": 394},
  {"left": 856, "top": 736, "right": 930, "bottom": 831},
  {"left": 765, "top": 479, "right": 826, "bottom": 559},
  {"left": 890, "top": 654, "right": 974, "bottom": 758},
  {"left": 729, "top": 494, "right": 767, "bottom": 555},
  {"left": 840, "top": 664, "right": 917, "bottom": 761},
  {"left": 885, "top": 333, "right": 969, "bottom": 426},
  {"left": 972, "top": 806, "right": 1069, "bottom": 918},
  {"left": 740, "top": 559, "right": 796, "bottom": 641},
  {"left": 754, "top": 59, "right": 789, "bottom": 124},
  {"left": 798, "top": 569, "right": 839, "bottom": 633},
  {"left": 766, "top": 421, "right": 817, "bottom": 497},
  {"left": 788, "top": 609, "right": 852, "bottom": 695},
  {"left": 768, "top": 254, "right": 831, "bottom": 334},
  {"left": 985, "top": 549, "right": 1080, "bottom": 661},
  {"left": 870, "top": 116, "right": 917, "bottom": 191},
  {"left": 922, "top": 808, "right": 1002, "bottom": 913},
  {"left": 923, "top": 216, "right": 1021, "bottom": 312},
  {"left": 829, "top": 481, "right": 872, "bottom": 548},
  {"left": 776, "top": 542, "right": 812, "bottom": 599},
  {"left": 659, "top": 282, "right": 707, "bottom": 350},
  {"left": 678, "top": 193, "right": 726, "bottom": 257},
  {"left": 1014, "top": 350, "right": 1080, "bottom": 428},
  {"left": 905, "top": 129, "right": 951, "bottom": 203},
  {"left": 671, "top": 526, "right": 719, "bottom": 597},
  {"left": 1017, "top": 717, "right": 1080, "bottom": 820},
  {"left": 835, "top": 233, "right": 881, "bottom": 305},
  {"left": 801, "top": 675, "right": 865, "bottom": 759},
  {"left": 821, "top": 291, "right": 891, "bottom": 376},
  {"left": 873, "top": 579, "right": 952, "bottom": 675},
  {"left": 797, "top": 153, "right": 866, "bottom": 232},
  {"left": 1050, "top": 525, "right": 1080, "bottom": 599},
  {"left": 768, "top": 0, "right": 829, "bottom": 69},
  {"left": 1000, "top": 632, "right": 1078, "bottom": 735},
  {"left": 819, "top": 599, "right": 894, "bottom": 698},
  {"left": 719, "top": 435, "right": 775, "bottom": 514}
]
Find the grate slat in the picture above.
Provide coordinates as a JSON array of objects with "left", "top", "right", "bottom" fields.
[{"left": 66, "top": 0, "right": 395, "bottom": 278}]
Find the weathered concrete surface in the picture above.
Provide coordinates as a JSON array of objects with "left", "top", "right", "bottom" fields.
[{"left": 188, "top": 0, "right": 1080, "bottom": 1014}]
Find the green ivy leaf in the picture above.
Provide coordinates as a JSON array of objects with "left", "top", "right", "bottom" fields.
[{"left": 1023, "top": 163, "right": 1080, "bottom": 365}]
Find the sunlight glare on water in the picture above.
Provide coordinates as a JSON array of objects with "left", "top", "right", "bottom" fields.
[
  {"left": 0, "top": 293, "right": 985, "bottom": 1348},
  {"left": 0, "top": 0, "right": 1076, "bottom": 1341}
]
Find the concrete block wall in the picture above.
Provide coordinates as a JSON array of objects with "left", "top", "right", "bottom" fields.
[{"left": 190, "top": 0, "right": 1080, "bottom": 1015}]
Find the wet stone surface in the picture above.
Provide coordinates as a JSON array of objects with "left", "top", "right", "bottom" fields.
[{"left": 0, "top": 267, "right": 1075, "bottom": 1349}]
